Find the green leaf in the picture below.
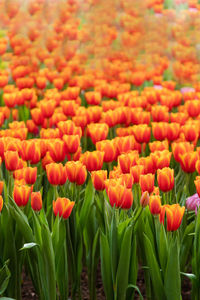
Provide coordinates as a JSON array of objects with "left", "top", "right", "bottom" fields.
[
  {"left": 0, "top": 262, "right": 11, "bottom": 295},
  {"left": 180, "top": 272, "right": 196, "bottom": 280},
  {"left": 159, "top": 225, "right": 168, "bottom": 275},
  {"left": 78, "top": 179, "right": 95, "bottom": 230},
  {"left": 100, "top": 232, "right": 114, "bottom": 300},
  {"left": 126, "top": 284, "right": 144, "bottom": 300},
  {"left": 143, "top": 233, "right": 165, "bottom": 300},
  {"left": 126, "top": 233, "right": 138, "bottom": 300},
  {"left": 116, "top": 225, "right": 133, "bottom": 300},
  {"left": 164, "top": 238, "right": 181, "bottom": 300},
  {"left": 20, "top": 243, "right": 38, "bottom": 251},
  {"left": 110, "top": 212, "right": 118, "bottom": 285}
]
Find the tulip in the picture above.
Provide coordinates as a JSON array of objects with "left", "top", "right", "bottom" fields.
[
  {"left": 53, "top": 197, "right": 75, "bottom": 219},
  {"left": 85, "top": 91, "right": 101, "bottom": 105},
  {"left": 179, "top": 151, "right": 198, "bottom": 173},
  {"left": 152, "top": 122, "right": 168, "bottom": 141},
  {"left": 151, "top": 150, "right": 171, "bottom": 171},
  {"left": 186, "top": 193, "right": 200, "bottom": 214},
  {"left": 63, "top": 134, "right": 80, "bottom": 154},
  {"left": 149, "top": 195, "right": 161, "bottom": 215},
  {"left": 157, "top": 168, "right": 174, "bottom": 192},
  {"left": 24, "top": 167, "right": 37, "bottom": 185},
  {"left": 46, "top": 163, "right": 67, "bottom": 186},
  {"left": 133, "top": 124, "right": 151, "bottom": 144},
  {"left": 80, "top": 151, "right": 104, "bottom": 172},
  {"left": 47, "top": 139, "right": 65, "bottom": 162},
  {"left": 66, "top": 161, "right": 87, "bottom": 185},
  {"left": 172, "top": 142, "right": 194, "bottom": 163},
  {"left": 90, "top": 170, "right": 107, "bottom": 191},
  {"left": 87, "top": 123, "right": 109, "bottom": 144},
  {"left": 139, "top": 173, "right": 155, "bottom": 194},
  {"left": 4, "top": 150, "right": 20, "bottom": 171},
  {"left": 0, "top": 181, "right": 4, "bottom": 195},
  {"left": 31, "top": 192, "right": 42, "bottom": 211},
  {"left": 13, "top": 185, "right": 31, "bottom": 207},
  {"left": 96, "top": 140, "right": 116, "bottom": 163},
  {"left": 149, "top": 140, "right": 169, "bottom": 152},
  {"left": 118, "top": 151, "right": 139, "bottom": 173},
  {"left": 159, "top": 204, "right": 185, "bottom": 231},
  {"left": 130, "top": 165, "right": 144, "bottom": 183},
  {"left": 140, "top": 191, "right": 149, "bottom": 208},
  {"left": 195, "top": 176, "right": 200, "bottom": 198}
]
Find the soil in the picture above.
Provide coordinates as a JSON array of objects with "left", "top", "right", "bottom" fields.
[{"left": 21, "top": 265, "right": 192, "bottom": 300}]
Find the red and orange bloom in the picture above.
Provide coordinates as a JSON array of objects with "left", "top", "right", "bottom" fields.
[
  {"left": 140, "top": 191, "right": 149, "bottom": 208},
  {"left": 157, "top": 168, "right": 174, "bottom": 192},
  {"left": 0, "top": 195, "right": 3, "bottom": 212},
  {"left": 152, "top": 122, "right": 168, "bottom": 141},
  {"left": 47, "top": 139, "right": 65, "bottom": 162},
  {"left": 13, "top": 184, "right": 31, "bottom": 207},
  {"left": 133, "top": 124, "right": 151, "bottom": 144},
  {"left": 149, "top": 140, "right": 169, "bottom": 152},
  {"left": 151, "top": 150, "right": 171, "bottom": 170},
  {"left": 196, "top": 160, "right": 200, "bottom": 174},
  {"left": 46, "top": 163, "right": 67, "bottom": 185},
  {"left": 21, "top": 140, "right": 40, "bottom": 162},
  {"left": 166, "top": 123, "right": 180, "bottom": 142},
  {"left": 40, "top": 100, "right": 56, "bottom": 119},
  {"left": 137, "top": 156, "right": 155, "bottom": 174},
  {"left": 118, "top": 173, "right": 133, "bottom": 188},
  {"left": 85, "top": 91, "right": 101, "bottom": 105},
  {"left": 182, "top": 124, "right": 198, "bottom": 143},
  {"left": 118, "top": 151, "right": 139, "bottom": 173},
  {"left": 159, "top": 204, "right": 185, "bottom": 231},
  {"left": 80, "top": 151, "right": 104, "bottom": 172},
  {"left": 4, "top": 150, "right": 20, "bottom": 171},
  {"left": 63, "top": 134, "right": 80, "bottom": 154},
  {"left": 91, "top": 170, "right": 107, "bottom": 191},
  {"left": 24, "top": 167, "right": 37, "bottom": 185},
  {"left": 149, "top": 195, "right": 161, "bottom": 215},
  {"left": 53, "top": 197, "right": 75, "bottom": 219},
  {"left": 107, "top": 182, "right": 133, "bottom": 209},
  {"left": 172, "top": 142, "right": 194, "bottom": 163},
  {"left": 139, "top": 173, "right": 155, "bottom": 194},
  {"left": 115, "top": 136, "right": 135, "bottom": 154},
  {"left": 96, "top": 140, "right": 116, "bottom": 163},
  {"left": 0, "top": 181, "right": 4, "bottom": 195},
  {"left": 195, "top": 176, "right": 200, "bottom": 197},
  {"left": 31, "top": 191, "right": 42, "bottom": 211},
  {"left": 130, "top": 165, "right": 144, "bottom": 183},
  {"left": 65, "top": 161, "right": 87, "bottom": 185},
  {"left": 179, "top": 151, "right": 198, "bottom": 173},
  {"left": 87, "top": 123, "right": 109, "bottom": 144}
]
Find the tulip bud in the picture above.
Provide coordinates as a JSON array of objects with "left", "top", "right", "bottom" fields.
[
  {"left": 140, "top": 191, "right": 149, "bottom": 208},
  {"left": 31, "top": 192, "right": 42, "bottom": 211}
]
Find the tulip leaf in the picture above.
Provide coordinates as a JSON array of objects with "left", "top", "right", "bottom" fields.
[
  {"left": 159, "top": 224, "right": 168, "bottom": 275},
  {"left": 0, "top": 262, "right": 11, "bottom": 295},
  {"left": 164, "top": 238, "right": 181, "bottom": 300},
  {"left": 126, "top": 284, "right": 144, "bottom": 300},
  {"left": 143, "top": 233, "right": 165, "bottom": 300},
  {"left": 116, "top": 225, "right": 133, "bottom": 300},
  {"left": 100, "top": 232, "right": 114, "bottom": 300},
  {"left": 110, "top": 212, "right": 118, "bottom": 285},
  {"left": 126, "top": 233, "right": 138, "bottom": 300},
  {"left": 20, "top": 243, "right": 38, "bottom": 251},
  {"left": 78, "top": 179, "right": 95, "bottom": 230},
  {"left": 180, "top": 272, "right": 196, "bottom": 280}
]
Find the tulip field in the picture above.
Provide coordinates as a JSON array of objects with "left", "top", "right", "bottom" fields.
[{"left": 2, "top": 0, "right": 200, "bottom": 299}]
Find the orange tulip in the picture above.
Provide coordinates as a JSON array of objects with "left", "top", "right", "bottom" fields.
[
  {"left": 61, "top": 100, "right": 78, "bottom": 117},
  {"left": 0, "top": 195, "right": 3, "bottom": 212},
  {"left": 118, "top": 151, "right": 139, "bottom": 173},
  {"left": 65, "top": 161, "right": 87, "bottom": 185},
  {"left": 85, "top": 91, "right": 101, "bottom": 105},
  {"left": 115, "top": 136, "right": 135, "bottom": 154},
  {"left": 140, "top": 191, "right": 149, "bottom": 208},
  {"left": 21, "top": 140, "right": 40, "bottom": 162},
  {"left": 182, "top": 124, "right": 198, "bottom": 143},
  {"left": 40, "top": 100, "right": 56, "bottom": 119},
  {"left": 149, "top": 195, "right": 161, "bottom": 215},
  {"left": 151, "top": 150, "right": 171, "bottom": 170},
  {"left": 96, "top": 140, "right": 116, "bottom": 163},
  {"left": 53, "top": 197, "right": 75, "bottom": 219},
  {"left": 13, "top": 184, "right": 31, "bottom": 207},
  {"left": 4, "top": 151, "right": 20, "bottom": 171},
  {"left": 140, "top": 173, "right": 155, "bottom": 193},
  {"left": 47, "top": 139, "right": 65, "bottom": 162},
  {"left": 179, "top": 151, "right": 198, "bottom": 173},
  {"left": 31, "top": 192, "right": 42, "bottom": 211},
  {"left": 196, "top": 160, "right": 200, "bottom": 174},
  {"left": 91, "top": 170, "right": 107, "bottom": 190},
  {"left": 130, "top": 165, "right": 144, "bottom": 183},
  {"left": 0, "top": 181, "right": 4, "bottom": 195},
  {"left": 149, "top": 140, "right": 169, "bottom": 152},
  {"left": 46, "top": 163, "right": 67, "bottom": 186},
  {"left": 107, "top": 182, "right": 133, "bottom": 209},
  {"left": 157, "top": 168, "right": 174, "bottom": 192},
  {"left": 133, "top": 124, "right": 151, "bottom": 144},
  {"left": 87, "top": 123, "right": 109, "bottom": 144},
  {"left": 195, "top": 176, "right": 200, "bottom": 197},
  {"left": 172, "top": 142, "right": 194, "bottom": 163},
  {"left": 24, "top": 167, "right": 37, "bottom": 185},
  {"left": 80, "top": 151, "right": 104, "bottom": 172},
  {"left": 166, "top": 123, "right": 180, "bottom": 142},
  {"left": 63, "top": 134, "right": 80, "bottom": 154},
  {"left": 152, "top": 122, "right": 168, "bottom": 141},
  {"left": 159, "top": 204, "right": 185, "bottom": 231}
]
